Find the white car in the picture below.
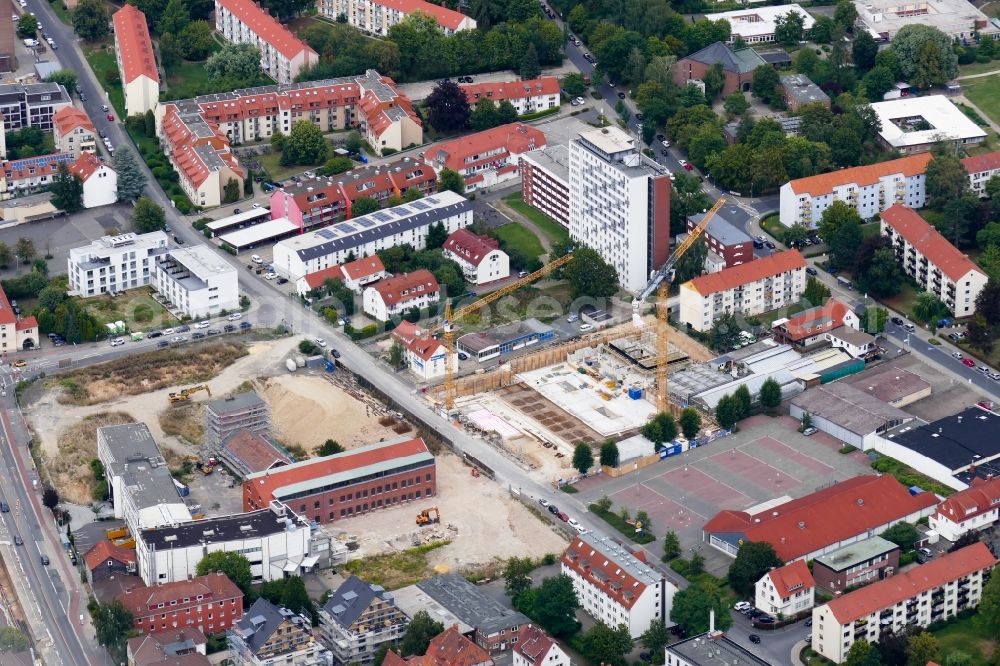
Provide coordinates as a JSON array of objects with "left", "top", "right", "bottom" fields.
[
  {"left": 662, "top": 140, "right": 670, "bottom": 148},
  {"left": 567, "top": 518, "right": 581, "bottom": 529},
  {"left": 678, "top": 159, "right": 689, "bottom": 167},
  {"left": 952, "top": 352, "right": 963, "bottom": 359},
  {"left": 162, "top": 327, "right": 175, "bottom": 335},
  {"left": 538, "top": 498, "right": 550, "bottom": 508},
  {"left": 170, "top": 335, "right": 186, "bottom": 343},
  {"left": 18, "top": 0, "right": 25, "bottom": 7},
  {"left": 251, "top": 254, "right": 263, "bottom": 264},
  {"left": 227, "top": 313, "right": 242, "bottom": 321},
  {"left": 314, "top": 338, "right": 327, "bottom": 347},
  {"left": 110, "top": 338, "right": 125, "bottom": 347},
  {"left": 252, "top": 203, "right": 261, "bottom": 208},
  {"left": 194, "top": 321, "right": 209, "bottom": 329},
  {"left": 264, "top": 272, "right": 277, "bottom": 280}
]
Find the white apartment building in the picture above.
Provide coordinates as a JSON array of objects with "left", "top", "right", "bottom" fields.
[
  {"left": 512, "top": 626, "right": 569, "bottom": 666},
  {"left": 441, "top": 228, "right": 509, "bottom": 285},
  {"left": 520, "top": 145, "right": 570, "bottom": 228},
  {"left": 391, "top": 321, "right": 448, "bottom": 382},
  {"left": 362, "top": 269, "right": 440, "bottom": 322},
  {"left": 880, "top": 204, "right": 987, "bottom": 317},
  {"left": 317, "top": 0, "right": 476, "bottom": 36},
  {"left": 560, "top": 532, "right": 677, "bottom": 639},
  {"left": 811, "top": 543, "right": 996, "bottom": 663},
  {"left": 68, "top": 231, "right": 169, "bottom": 298},
  {"left": 153, "top": 245, "right": 240, "bottom": 318},
  {"left": 424, "top": 122, "right": 546, "bottom": 193},
  {"left": 52, "top": 107, "right": 96, "bottom": 158},
  {"left": 0, "top": 284, "right": 37, "bottom": 352},
  {"left": 568, "top": 126, "right": 672, "bottom": 294},
  {"left": 754, "top": 560, "right": 816, "bottom": 619},
  {"left": 461, "top": 77, "right": 560, "bottom": 115},
  {"left": 135, "top": 502, "right": 315, "bottom": 585},
  {"left": 112, "top": 4, "right": 160, "bottom": 116},
  {"left": 929, "top": 476, "right": 1000, "bottom": 542},
  {"left": 272, "top": 191, "right": 472, "bottom": 281},
  {"left": 214, "top": 0, "right": 318, "bottom": 85},
  {"left": 230, "top": 598, "right": 331, "bottom": 666},
  {"left": 679, "top": 250, "right": 807, "bottom": 332},
  {"left": 964, "top": 151, "right": 1000, "bottom": 198},
  {"left": 68, "top": 152, "right": 118, "bottom": 209}
]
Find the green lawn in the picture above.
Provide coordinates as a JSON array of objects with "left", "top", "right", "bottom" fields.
[
  {"left": 258, "top": 151, "right": 300, "bottom": 185},
  {"left": 881, "top": 282, "right": 919, "bottom": 319},
  {"left": 503, "top": 193, "right": 569, "bottom": 247},
  {"left": 49, "top": 0, "right": 73, "bottom": 26},
  {"left": 932, "top": 614, "right": 996, "bottom": 665},
  {"left": 963, "top": 75, "right": 1000, "bottom": 126},
  {"left": 83, "top": 44, "right": 126, "bottom": 119},
  {"left": 80, "top": 288, "right": 176, "bottom": 332},
  {"left": 495, "top": 222, "right": 546, "bottom": 260},
  {"left": 755, "top": 303, "right": 807, "bottom": 327},
  {"left": 860, "top": 221, "right": 880, "bottom": 238},
  {"left": 959, "top": 60, "right": 1000, "bottom": 78},
  {"left": 760, "top": 213, "right": 787, "bottom": 243}
]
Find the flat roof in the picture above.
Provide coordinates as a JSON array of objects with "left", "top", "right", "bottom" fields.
[
  {"left": 790, "top": 383, "right": 912, "bottom": 436},
  {"left": 219, "top": 217, "right": 299, "bottom": 250},
  {"left": 814, "top": 536, "right": 899, "bottom": 572},
  {"left": 206, "top": 391, "right": 267, "bottom": 416},
  {"left": 139, "top": 505, "right": 304, "bottom": 549},
  {"left": 858, "top": 0, "right": 998, "bottom": 37},
  {"left": 391, "top": 584, "right": 474, "bottom": 635},
  {"left": 882, "top": 406, "right": 1000, "bottom": 473},
  {"left": 165, "top": 246, "right": 237, "bottom": 281},
  {"left": 521, "top": 144, "right": 570, "bottom": 184},
  {"left": 417, "top": 574, "right": 531, "bottom": 636},
  {"left": 689, "top": 212, "right": 753, "bottom": 247},
  {"left": 782, "top": 74, "right": 828, "bottom": 106},
  {"left": 871, "top": 95, "right": 987, "bottom": 148},
  {"left": 206, "top": 208, "right": 271, "bottom": 232},
  {"left": 705, "top": 4, "right": 815, "bottom": 38},
  {"left": 846, "top": 367, "right": 930, "bottom": 404},
  {"left": 666, "top": 633, "right": 772, "bottom": 666}
]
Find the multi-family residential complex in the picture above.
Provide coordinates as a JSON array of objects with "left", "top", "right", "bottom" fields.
[
  {"left": 772, "top": 298, "right": 860, "bottom": 350},
  {"left": 460, "top": 77, "right": 560, "bottom": 115},
  {"left": 319, "top": 576, "right": 409, "bottom": 665},
  {"left": 215, "top": 0, "right": 318, "bottom": 85},
  {"left": 678, "top": 250, "right": 807, "bottom": 332},
  {"left": 929, "top": 476, "right": 1000, "bottom": 542},
  {"left": 811, "top": 536, "right": 900, "bottom": 594},
  {"left": 856, "top": 0, "right": 999, "bottom": 41},
  {"left": 363, "top": 269, "right": 440, "bottom": 321},
  {"left": 0, "top": 82, "right": 72, "bottom": 133},
  {"left": 68, "top": 232, "right": 169, "bottom": 298},
  {"left": 424, "top": 122, "right": 546, "bottom": 193},
  {"left": 963, "top": 151, "right": 1000, "bottom": 197},
  {"left": 384, "top": 625, "right": 494, "bottom": 665},
  {"left": 560, "top": 532, "right": 677, "bottom": 638},
  {"left": 568, "top": 126, "right": 671, "bottom": 293},
  {"left": 705, "top": 5, "right": 815, "bottom": 43},
  {"left": 811, "top": 543, "right": 997, "bottom": 662},
  {"left": 112, "top": 4, "right": 160, "bottom": 116},
  {"left": 126, "top": 628, "right": 210, "bottom": 666},
  {"left": 52, "top": 107, "right": 97, "bottom": 157},
  {"left": 153, "top": 245, "right": 240, "bottom": 318},
  {"left": 317, "top": 0, "right": 476, "bottom": 35},
  {"left": 298, "top": 255, "right": 387, "bottom": 296},
  {"left": 871, "top": 96, "right": 987, "bottom": 154},
  {"left": 441, "top": 229, "right": 509, "bottom": 285},
  {"left": 674, "top": 42, "right": 765, "bottom": 96},
  {"left": 391, "top": 321, "right": 448, "bottom": 381},
  {"left": 271, "top": 190, "right": 472, "bottom": 281},
  {"left": 519, "top": 145, "right": 569, "bottom": 227},
  {"left": 68, "top": 153, "right": 118, "bottom": 209},
  {"left": 204, "top": 392, "right": 272, "bottom": 448},
  {"left": 229, "top": 598, "right": 330, "bottom": 666},
  {"left": 118, "top": 573, "right": 245, "bottom": 637},
  {"left": 686, "top": 211, "right": 754, "bottom": 270},
  {"left": 2, "top": 152, "right": 73, "bottom": 196},
  {"left": 0, "top": 284, "right": 36, "bottom": 353},
  {"left": 512, "top": 626, "right": 569, "bottom": 666},
  {"left": 880, "top": 204, "right": 988, "bottom": 317},
  {"left": 754, "top": 560, "right": 815, "bottom": 618}
]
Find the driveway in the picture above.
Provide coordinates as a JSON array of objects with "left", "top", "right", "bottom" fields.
[{"left": 727, "top": 610, "right": 811, "bottom": 666}]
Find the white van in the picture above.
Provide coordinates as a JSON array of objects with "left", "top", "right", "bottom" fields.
[
  {"left": 22, "top": 38, "right": 37, "bottom": 47},
  {"left": 251, "top": 254, "right": 263, "bottom": 264},
  {"left": 580, "top": 323, "right": 594, "bottom": 332}
]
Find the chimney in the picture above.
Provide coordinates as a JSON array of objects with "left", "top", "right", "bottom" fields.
[{"left": 710, "top": 609, "right": 715, "bottom": 634}]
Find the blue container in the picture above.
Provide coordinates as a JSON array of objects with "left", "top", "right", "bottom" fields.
[{"left": 628, "top": 387, "right": 643, "bottom": 400}]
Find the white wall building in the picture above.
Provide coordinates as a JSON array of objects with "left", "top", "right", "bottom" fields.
[
  {"left": 560, "top": 532, "right": 677, "bottom": 639},
  {"left": 319, "top": 576, "right": 410, "bottom": 666},
  {"left": 930, "top": 477, "right": 1000, "bottom": 542},
  {"left": 68, "top": 231, "right": 169, "bottom": 298},
  {"left": 154, "top": 246, "right": 240, "bottom": 318},
  {"left": 871, "top": 96, "right": 987, "bottom": 154},
  {"left": 441, "top": 228, "right": 509, "bottom": 285},
  {"left": 706, "top": 4, "right": 815, "bottom": 43},
  {"left": 317, "top": 0, "right": 476, "bottom": 35},
  {"left": 214, "top": 0, "right": 319, "bottom": 85},
  {"left": 362, "top": 269, "right": 440, "bottom": 322},
  {"left": 112, "top": 4, "right": 160, "bottom": 116},
  {"left": 460, "top": 78, "right": 560, "bottom": 115},
  {"left": 512, "top": 626, "right": 569, "bottom": 666},
  {"left": 391, "top": 321, "right": 448, "bottom": 381},
  {"left": 68, "top": 152, "right": 118, "bottom": 209},
  {"left": 679, "top": 250, "right": 807, "bottom": 332},
  {"left": 568, "top": 126, "right": 672, "bottom": 293},
  {"left": 754, "top": 560, "right": 815, "bottom": 619}
]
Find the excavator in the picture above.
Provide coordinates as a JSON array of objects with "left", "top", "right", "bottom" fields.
[
  {"left": 168, "top": 384, "right": 212, "bottom": 404},
  {"left": 415, "top": 507, "right": 440, "bottom": 526}
]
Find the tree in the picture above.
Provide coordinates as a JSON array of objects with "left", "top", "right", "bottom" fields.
[
  {"left": 662, "top": 531, "right": 681, "bottom": 561},
  {"left": 976, "top": 281, "right": 1000, "bottom": 326},
  {"left": 563, "top": 247, "right": 618, "bottom": 299},
  {"left": 834, "top": 0, "right": 858, "bottom": 32},
  {"left": 600, "top": 440, "right": 619, "bottom": 468},
  {"left": 14, "top": 238, "right": 34, "bottom": 264},
  {"left": 728, "top": 541, "right": 782, "bottom": 597},
  {"left": 679, "top": 407, "right": 702, "bottom": 441},
  {"left": 259, "top": 576, "right": 316, "bottom": 623},
  {"left": 222, "top": 178, "right": 240, "bottom": 204},
  {"left": 774, "top": 10, "right": 806, "bottom": 46},
  {"left": 520, "top": 42, "right": 541, "bottom": 80},
  {"left": 709, "top": 312, "right": 743, "bottom": 352},
  {"left": 912, "top": 291, "right": 950, "bottom": 325},
  {"left": 978, "top": 562, "right": 1000, "bottom": 635},
  {"left": 132, "top": 197, "right": 165, "bottom": 233},
  {"left": 803, "top": 277, "right": 831, "bottom": 308},
  {"left": 45, "top": 70, "right": 77, "bottom": 95},
  {"left": 470, "top": 98, "right": 500, "bottom": 131},
  {"left": 641, "top": 412, "right": 678, "bottom": 449},
  {"left": 830, "top": 217, "right": 863, "bottom": 271},
  {"left": 113, "top": 149, "right": 147, "bottom": 201},
  {"left": 50, "top": 165, "right": 83, "bottom": 213},
  {"left": 906, "top": 632, "right": 940, "bottom": 666},
  {"left": 179, "top": 20, "right": 215, "bottom": 61},
  {"left": 426, "top": 79, "right": 470, "bottom": 133},
  {"left": 723, "top": 92, "right": 750, "bottom": 116},
  {"left": 317, "top": 439, "right": 344, "bottom": 456},
  {"left": 399, "top": 611, "right": 444, "bottom": 656},
  {"left": 641, "top": 620, "right": 672, "bottom": 661},
  {"left": 670, "top": 172, "right": 711, "bottom": 235},
  {"left": 716, "top": 394, "right": 739, "bottom": 430},
  {"left": 37, "top": 286, "right": 65, "bottom": 311},
  {"left": 845, "top": 640, "right": 878, "bottom": 666},
  {"left": 282, "top": 120, "right": 329, "bottom": 166},
  {"left": 350, "top": 197, "right": 381, "bottom": 218},
  {"left": 880, "top": 522, "right": 920, "bottom": 550},
  {"left": 425, "top": 222, "right": 448, "bottom": 250},
  {"left": 857, "top": 246, "right": 905, "bottom": 298},
  {"left": 160, "top": 0, "right": 190, "bottom": 34},
  {"left": 579, "top": 622, "right": 632, "bottom": 666},
  {"left": 730, "top": 385, "right": 751, "bottom": 422},
  {"left": 0, "top": 242, "right": 13, "bottom": 268},
  {"left": 388, "top": 341, "right": 405, "bottom": 369},
  {"left": 0, "top": 628, "right": 30, "bottom": 654},
  {"left": 206, "top": 43, "right": 263, "bottom": 83},
  {"left": 758, "top": 377, "right": 782, "bottom": 412},
  {"left": 42, "top": 485, "right": 59, "bottom": 510},
  {"left": 437, "top": 168, "right": 465, "bottom": 196},
  {"left": 562, "top": 73, "right": 586, "bottom": 97},
  {"left": 16, "top": 14, "right": 37, "bottom": 38},
  {"left": 572, "top": 443, "right": 594, "bottom": 474},
  {"left": 89, "top": 600, "right": 134, "bottom": 663},
  {"left": 72, "top": 0, "right": 111, "bottom": 40},
  {"left": 196, "top": 551, "right": 253, "bottom": 596},
  {"left": 670, "top": 582, "right": 732, "bottom": 636},
  {"left": 751, "top": 65, "right": 781, "bottom": 105},
  {"left": 891, "top": 25, "right": 958, "bottom": 84},
  {"left": 159, "top": 32, "right": 182, "bottom": 68},
  {"left": 927, "top": 151, "right": 971, "bottom": 209},
  {"left": 853, "top": 31, "right": 878, "bottom": 71},
  {"left": 533, "top": 575, "right": 579, "bottom": 637},
  {"left": 966, "top": 315, "right": 995, "bottom": 354},
  {"left": 864, "top": 66, "right": 896, "bottom": 102},
  {"left": 944, "top": 652, "right": 973, "bottom": 666},
  {"left": 503, "top": 556, "right": 534, "bottom": 601}
]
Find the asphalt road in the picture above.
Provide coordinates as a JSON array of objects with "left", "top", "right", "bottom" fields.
[{"left": 727, "top": 610, "right": 810, "bottom": 665}]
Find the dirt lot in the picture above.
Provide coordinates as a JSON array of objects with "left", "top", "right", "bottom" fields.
[
  {"left": 325, "top": 453, "right": 567, "bottom": 576},
  {"left": 49, "top": 411, "right": 136, "bottom": 504}
]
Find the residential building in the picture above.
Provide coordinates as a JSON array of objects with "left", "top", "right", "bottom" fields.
[
  {"left": 296, "top": 255, "right": 388, "bottom": 296},
  {"left": 317, "top": 0, "right": 476, "bottom": 35},
  {"left": 2, "top": 152, "right": 73, "bottom": 195},
  {"left": 362, "top": 269, "right": 440, "bottom": 322},
  {"left": 703, "top": 475, "right": 939, "bottom": 560},
  {"left": 153, "top": 245, "right": 240, "bottom": 318},
  {"left": 0, "top": 283, "right": 37, "bottom": 352},
  {"left": 826, "top": 326, "right": 877, "bottom": 359},
  {"left": 512, "top": 626, "right": 568, "bottom": 666},
  {"left": 97, "top": 423, "right": 193, "bottom": 536},
  {"left": 112, "top": 4, "right": 159, "bottom": 116},
  {"left": 127, "top": 628, "right": 209, "bottom": 666},
  {"left": 214, "top": 0, "right": 318, "bottom": 85},
  {"left": 568, "top": 126, "right": 671, "bottom": 293},
  {"left": 703, "top": 5, "right": 815, "bottom": 43},
  {"left": 456, "top": 318, "right": 554, "bottom": 362},
  {"left": 272, "top": 191, "right": 471, "bottom": 282},
  {"left": 754, "top": 560, "right": 815, "bottom": 618},
  {"left": 963, "top": 151, "right": 1000, "bottom": 198},
  {"left": 441, "top": 229, "right": 509, "bottom": 285},
  {"left": 135, "top": 502, "right": 316, "bottom": 585},
  {"left": 83, "top": 540, "right": 137, "bottom": 583},
  {"left": 781, "top": 74, "right": 829, "bottom": 111},
  {"left": 871, "top": 96, "right": 986, "bottom": 154},
  {"left": 686, "top": 212, "right": 754, "bottom": 269},
  {"left": 0, "top": 81, "right": 72, "bottom": 133},
  {"left": 415, "top": 575, "right": 531, "bottom": 654},
  {"left": 460, "top": 77, "right": 560, "bottom": 115},
  {"left": 674, "top": 42, "right": 766, "bottom": 95},
  {"left": 773, "top": 298, "right": 860, "bottom": 349},
  {"left": 678, "top": 250, "right": 807, "bottom": 332},
  {"left": 269, "top": 159, "right": 436, "bottom": 232},
  {"left": 0, "top": 10, "right": 15, "bottom": 73},
  {"left": 68, "top": 152, "right": 117, "bottom": 208},
  {"left": 117, "top": 572, "right": 244, "bottom": 637},
  {"left": 384, "top": 625, "right": 493, "bottom": 665},
  {"left": 391, "top": 321, "right": 448, "bottom": 381},
  {"left": 561, "top": 532, "right": 677, "bottom": 638},
  {"left": 930, "top": 476, "right": 1000, "bottom": 542},
  {"left": 229, "top": 598, "right": 330, "bottom": 666},
  {"left": 880, "top": 204, "right": 987, "bottom": 317},
  {"left": 52, "top": 107, "right": 96, "bottom": 157},
  {"left": 242, "top": 437, "right": 436, "bottom": 524},
  {"left": 789, "top": 382, "right": 914, "bottom": 449},
  {"left": 665, "top": 630, "right": 772, "bottom": 666},
  {"left": 68, "top": 232, "right": 169, "bottom": 298},
  {"left": 218, "top": 431, "right": 291, "bottom": 479},
  {"left": 519, "top": 145, "right": 569, "bottom": 227},
  {"left": 855, "top": 0, "right": 999, "bottom": 42},
  {"left": 811, "top": 543, "right": 997, "bottom": 662},
  {"left": 204, "top": 392, "right": 271, "bottom": 448},
  {"left": 811, "top": 536, "right": 900, "bottom": 594},
  {"left": 319, "top": 576, "right": 409, "bottom": 666},
  {"left": 424, "top": 122, "right": 545, "bottom": 193}
]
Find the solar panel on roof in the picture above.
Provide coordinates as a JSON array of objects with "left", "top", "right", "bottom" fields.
[
  {"left": 356, "top": 218, "right": 375, "bottom": 228},
  {"left": 393, "top": 206, "right": 411, "bottom": 216},
  {"left": 316, "top": 229, "right": 335, "bottom": 239},
  {"left": 410, "top": 200, "right": 429, "bottom": 210},
  {"left": 340, "top": 224, "right": 356, "bottom": 233},
  {"left": 371, "top": 211, "right": 392, "bottom": 222}
]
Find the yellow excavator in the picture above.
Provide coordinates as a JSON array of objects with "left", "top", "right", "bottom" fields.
[
  {"left": 169, "top": 384, "right": 212, "bottom": 404},
  {"left": 416, "top": 507, "right": 440, "bottom": 526}
]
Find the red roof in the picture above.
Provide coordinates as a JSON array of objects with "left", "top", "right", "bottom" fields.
[
  {"left": 112, "top": 5, "right": 159, "bottom": 84},
  {"left": 561, "top": 538, "right": 651, "bottom": 610},
  {"left": 53, "top": 107, "right": 95, "bottom": 136},
  {"left": 15, "top": 316, "right": 37, "bottom": 331},
  {"left": 374, "top": 0, "right": 471, "bottom": 31},
  {"left": 412, "top": 625, "right": 493, "bottom": 666},
  {"left": 425, "top": 123, "right": 546, "bottom": 173},
  {"left": 764, "top": 560, "right": 815, "bottom": 598},
  {"left": 117, "top": 573, "right": 241, "bottom": 616},
  {"left": 370, "top": 270, "right": 439, "bottom": 308},
  {"left": 704, "top": 475, "right": 939, "bottom": 561},
  {"left": 513, "top": 626, "right": 559, "bottom": 665},
  {"left": 343, "top": 255, "right": 386, "bottom": 281},
  {"left": 825, "top": 542, "right": 996, "bottom": 624},
  {"left": 68, "top": 152, "right": 111, "bottom": 182},
  {"left": 215, "top": 0, "right": 317, "bottom": 60},
  {"left": 3, "top": 153, "right": 73, "bottom": 184},
  {"left": 686, "top": 250, "right": 806, "bottom": 297},
  {"left": 442, "top": 229, "right": 500, "bottom": 267},
  {"left": 461, "top": 77, "right": 560, "bottom": 105},
  {"left": 775, "top": 298, "right": 851, "bottom": 341},
  {"left": 280, "top": 160, "right": 435, "bottom": 217},
  {"left": 303, "top": 265, "right": 343, "bottom": 290},
  {"left": 83, "top": 540, "right": 137, "bottom": 571},
  {"left": 788, "top": 154, "right": 932, "bottom": 197},
  {"left": 934, "top": 475, "right": 1000, "bottom": 525},
  {"left": 0, "top": 281, "right": 17, "bottom": 326},
  {"left": 961, "top": 150, "right": 1000, "bottom": 174},
  {"left": 882, "top": 204, "right": 984, "bottom": 282},
  {"left": 221, "top": 430, "right": 292, "bottom": 475},
  {"left": 392, "top": 321, "right": 447, "bottom": 362}
]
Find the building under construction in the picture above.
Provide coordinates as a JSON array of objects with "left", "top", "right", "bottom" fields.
[{"left": 204, "top": 391, "right": 271, "bottom": 447}]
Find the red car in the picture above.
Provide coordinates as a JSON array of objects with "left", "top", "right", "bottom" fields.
[
  {"left": 557, "top": 511, "right": 569, "bottom": 522},
  {"left": 962, "top": 358, "right": 976, "bottom": 368},
  {"left": 107, "top": 113, "right": 114, "bottom": 121}
]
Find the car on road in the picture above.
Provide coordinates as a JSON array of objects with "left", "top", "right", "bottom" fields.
[
  {"left": 110, "top": 338, "right": 125, "bottom": 347},
  {"left": 224, "top": 324, "right": 236, "bottom": 332},
  {"left": 890, "top": 316, "right": 904, "bottom": 325},
  {"left": 749, "top": 635, "right": 761, "bottom": 644},
  {"left": 240, "top": 321, "right": 252, "bottom": 330},
  {"left": 990, "top": 372, "right": 1000, "bottom": 381},
  {"left": 568, "top": 518, "right": 581, "bottom": 529},
  {"left": 805, "top": 618, "right": 813, "bottom": 627},
  {"left": 756, "top": 616, "right": 775, "bottom": 624},
  {"left": 557, "top": 511, "right": 569, "bottom": 522},
  {"left": 194, "top": 321, "right": 209, "bottom": 329},
  {"left": 146, "top": 330, "right": 162, "bottom": 338},
  {"left": 547, "top": 504, "right": 560, "bottom": 514},
  {"left": 617, "top": 91, "right": 626, "bottom": 99},
  {"left": 661, "top": 140, "right": 670, "bottom": 148},
  {"left": 264, "top": 272, "right": 277, "bottom": 280},
  {"left": 904, "top": 323, "right": 916, "bottom": 332},
  {"left": 101, "top": 104, "right": 109, "bottom": 112},
  {"left": 157, "top": 340, "right": 169, "bottom": 348},
  {"left": 314, "top": 337, "right": 327, "bottom": 347},
  {"left": 963, "top": 358, "right": 976, "bottom": 368},
  {"left": 331, "top": 348, "right": 341, "bottom": 359},
  {"left": 679, "top": 159, "right": 693, "bottom": 171},
  {"left": 980, "top": 365, "right": 991, "bottom": 374},
  {"left": 802, "top": 427, "right": 818, "bottom": 436},
  {"left": 13, "top": 536, "right": 21, "bottom": 546},
  {"left": 227, "top": 313, "right": 242, "bottom": 321},
  {"left": 765, "top": 241, "right": 776, "bottom": 249},
  {"left": 953, "top": 352, "right": 964, "bottom": 359},
  {"left": 192, "top": 332, "right": 206, "bottom": 339},
  {"left": 567, "top": 314, "right": 579, "bottom": 323},
  {"left": 107, "top": 113, "right": 114, "bottom": 121},
  {"left": 40, "top": 555, "right": 49, "bottom": 566},
  {"left": 177, "top": 325, "right": 191, "bottom": 333},
  {"left": 0, "top": 502, "right": 8, "bottom": 512},
  {"left": 538, "top": 498, "right": 550, "bottom": 508},
  {"left": 734, "top": 601, "right": 752, "bottom": 611},
  {"left": 170, "top": 336, "right": 186, "bottom": 343},
  {"left": 162, "top": 328, "right": 175, "bottom": 335},
  {"left": 277, "top": 277, "right": 289, "bottom": 284},
  {"left": 639, "top": 651, "right": 652, "bottom": 663},
  {"left": 251, "top": 254, "right": 264, "bottom": 264},
  {"left": 207, "top": 329, "right": 222, "bottom": 336},
  {"left": 79, "top": 91, "right": 86, "bottom": 101},
  {"left": 12, "top": 360, "right": 26, "bottom": 368},
  {"left": 805, "top": 267, "right": 818, "bottom": 276}
]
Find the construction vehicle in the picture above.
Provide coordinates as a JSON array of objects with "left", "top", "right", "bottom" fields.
[
  {"left": 415, "top": 507, "right": 440, "bottom": 525},
  {"left": 198, "top": 459, "right": 217, "bottom": 475},
  {"left": 168, "top": 384, "right": 212, "bottom": 404}
]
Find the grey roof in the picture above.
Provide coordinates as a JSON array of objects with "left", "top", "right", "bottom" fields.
[
  {"left": 417, "top": 574, "right": 530, "bottom": 636},
  {"left": 139, "top": 505, "right": 305, "bottom": 550},
  {"left": 790, "top": 383, "right": 912, "bottom": 436},
  {"left": 688, "top": 212, "right": 752, "bottom": 247},
  {"left": 234, "top": 598, "right": 310, "bottom": 654},
  {"left": 576, "top": 531, "right": 664, "bottom": 586},
  {"left": 781, "top": 74, "right": 829, "bottom": 106},
  {"left": 323, "top": 575, "right": 392, "bottom": 629},
  {"left": 827, "top": 326, "right": 876, "bottom": 346},
  {"left": 666, "top": 633, "right": 772, "bottom": 666},
  {"left": 756, "top": 49, "right": 792, "bottom": 64},
  {"left": 206, "top": 391, "right": 267, "bottom": 416},
  {"left": 883, "top": 407, "right": 1000, "bottom": 474},
  {"left": 521, "top": 144, "right": 570, "bottom": 183},
  {"left": 845, "top": 367, "right": 930, "bottom": 405},
  {"left": 813, "top": 536, "right": 899, "bottom": 572},
  {"left": 685, "top": 42, "right": 766, "bottom": 74}
]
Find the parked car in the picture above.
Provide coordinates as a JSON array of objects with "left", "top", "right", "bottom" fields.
[
  {"left": 277, "top": 277, "right": 289, "bottom": 285},
  {"left": 227, "top": 313, "right": 242, "bottom": 321},
  {"left": 953, "top": 352, "right": 964, "bottom": 359},
  {"left": 194, "top": 321, "right": 209, "bottom": 329},
  {"left": 805, "top": 267, "right": 818, "bottom": 276},
  {"left": 547, "top": 504, "right": 559, "bottom": 515},
  {"left": 734, "top": 601, "right": 752, "bottom": 611},
  {"left": 314, "top": 337, "right": 326, "bottom": 347},
  {"left": 0, "top": 502, "right": 8, "bottom": 512},
  {"left": 240, "top": 321, "right": 252, "bottom": 330},
  {"left": 251, "top": 254, "right": 264, "bottom": 264},
  {"left": 157, "top": 340, "right": 169, "bottom": 348},
  {"left": 192, "top": 332, "right": 206, "bottom": 339},
  {"left": 557, "top": 511, "right": 569, "bottom": 522},
  {"left": 110, "top": 338, "right": 125, "bottom": 347},
  {"left": 749, "top": 635, "right": 761, "bottom": 644},
  {"left": 457, "top": 351, "right": 469, "bottom": 361},
  {"left": 40, "top": 555, "right": 49, "bottom": 566},
  {"left": 802, "top": 427, "right": 818, "bottom": 436},
  {"left": 223, "top": 324, "right": 236, "bottom": 332},
  {"left": 207, "top": 329, "right": 222, "bottom": 336},
  {"left": 146, "top": 330, "right": 162, "bottom": 338},
  {"left": 962, "top": 358, "right": 976, "bottom": 368},
  {"left": 765, "top": 241, "right": 776, "bottom": 249},
  {"left": 177, "top": 325, "right": 191, "bottom": 333},
  {"left": 890, "top": 316, "right": 904, "bottom": 325}
]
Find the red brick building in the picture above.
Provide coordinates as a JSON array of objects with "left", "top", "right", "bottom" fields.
[
  {"left": 242, "top": 437, "right": 436, "bottom": 524},
  {"left": 117, "top": 573, "right": 244, "bottom": 636},
  {"left": 686, "top": 210, "right": 755, "bottom": 269},
  {"left": 674, "top": 42, "right": 766, "bottom": 97},
  {"left": 519, "top": 145, "right": 569, "bottom": 228}
]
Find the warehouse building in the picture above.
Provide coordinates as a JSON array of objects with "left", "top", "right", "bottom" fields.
[
  {"left": 789, "top": 383, "right": 914, "bottom": 449},
  {"left": 845, "top": 366, "right": 931, "bottom": 408},
  {"left": 457, "top": 318, "right": 555, "bottom": 362}
]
